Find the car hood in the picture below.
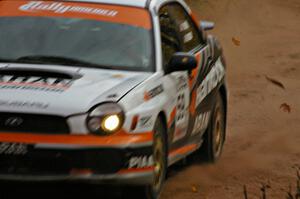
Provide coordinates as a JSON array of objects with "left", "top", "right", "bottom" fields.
[{"left": 0, "top": 63, "right": 151, "bottom": 116}]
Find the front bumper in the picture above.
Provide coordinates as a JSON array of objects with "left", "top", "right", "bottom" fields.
[
  {"left": 0, "top": 142, "right": 154, "bottom": 185},
  {"left": 0, "top": 170, "right": 154, "bottom": 185}
]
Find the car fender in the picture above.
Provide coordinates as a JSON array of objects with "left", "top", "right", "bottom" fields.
[{"left": 118, "top": 72, "right": 176, "bottom": 135}]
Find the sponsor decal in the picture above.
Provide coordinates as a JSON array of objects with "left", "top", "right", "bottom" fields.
[
  {"left": 128, "top": 155, "right": 153, "bottom": 169},
  {"left": 0, "top": 100, "right": 49, "bottom": 109},
  {"left": 0, "top": 84, "right": 66, "bottom": 92},
  {"left": 179, "top": 20, "right": 190, "bottom": 32},
  {"left": 196, "top": 59, "right": 225, "bottom": 107},
  {"left": 0, "top": 143, "right": 28, "bottom": 155},
  {"left": 4, "top": 117, "right": 23, "bottom": 127},
  {"left": 176, "top": 93, "right": 186, "bottom": 122},
  {"left": 183, "top": 32, "right": 194, "bottom": 43},
  {"left": 144, "top": 85, "right": 164, "bottom": 101},
  {"left": 139, "top": 116, "right": 152, "bottom": 128},
  {"left": 179, "top": 20, "right": 194, "bottom": 43},
  {"left": 0, "top": 75, "right": 73, "bottom": 92},
  {"left": 192, "top": 112, "right": 211, "bottom": 135},
  {"left": 111, "top": 74, "right": 125, "bottom": 78},
  {"left": 0, "top": 0, "right": 152, "bottom": 29},
  {"left": 19, "top": 1, "right": 118, "bottom": 17},
  {"left": 176, "top": 75, "right": 188, "bottom": 91}
]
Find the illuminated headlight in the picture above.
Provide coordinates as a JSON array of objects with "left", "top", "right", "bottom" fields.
[
  {"left": 102, "top": 115, "right": 120, "bottom": 131},
  {"left": 87, "top": 103, "right": 124, "bottom": 135}
]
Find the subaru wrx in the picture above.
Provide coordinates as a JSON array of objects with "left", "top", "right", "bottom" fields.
[{"left": 0, "top": 0, "right": 228, "bottom": 198}]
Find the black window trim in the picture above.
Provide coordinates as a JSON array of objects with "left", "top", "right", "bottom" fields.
[
  {"left": 158, "top": 4, "right": 182, "bottom": 69},
  {"left": 158, "top": 1, "right": 206, "bottom": 54}
]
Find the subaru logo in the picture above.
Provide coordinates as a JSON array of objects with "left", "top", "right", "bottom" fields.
[{"left": 5, "top": 117, "right": 24, "bottom": 127}]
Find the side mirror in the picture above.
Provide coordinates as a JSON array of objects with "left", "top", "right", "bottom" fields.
[
  {"left": 165, "top": 52, "right": 198, "bottom": 74},
  {"left": 200, "top": 21, "right": 215, "bottom": 31}
]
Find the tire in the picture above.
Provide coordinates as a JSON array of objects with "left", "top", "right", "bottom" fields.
[
  {"left": 200, "top": 91, "right": 226, "bottom": 163},
  {"left": 123, "top": 117, "right": 167, "bottom": 199}
]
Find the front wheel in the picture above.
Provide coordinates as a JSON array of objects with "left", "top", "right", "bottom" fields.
[{"left": 124, "top": 117, "right": 167, "bottom": 199}]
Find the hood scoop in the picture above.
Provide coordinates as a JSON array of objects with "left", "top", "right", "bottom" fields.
[
  {"left": 0, "top": 67, "right": 82, "bottom": 92},
  {"left": 0, "top": 67, "right": 82, "bottom": 80}
]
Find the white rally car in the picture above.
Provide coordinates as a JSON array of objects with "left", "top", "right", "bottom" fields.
[{"left": 0, "top": 0, "right": 228, "bottom": 198}]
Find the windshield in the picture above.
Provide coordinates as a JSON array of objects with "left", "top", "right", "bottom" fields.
[{"left": 0, "top": 1, "right": 154, "bottom": 72}]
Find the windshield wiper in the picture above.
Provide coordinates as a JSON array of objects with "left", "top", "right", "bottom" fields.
[
  {"left": 15, "top": 55, "right": 112, "bottom": 69},
  {"left": 0, "top": 58, "right": 17, "bottom": 63}
]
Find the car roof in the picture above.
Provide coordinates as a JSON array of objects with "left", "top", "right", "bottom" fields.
[{"left": 66, "top": 0, "right": 149, "bottom": 8}]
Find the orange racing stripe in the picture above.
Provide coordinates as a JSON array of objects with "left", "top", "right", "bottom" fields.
[
  {"left": 0, "top": 131, "right": 153, "bottom": 146},
  {"left": 169, "top": 143, "right": 198, "bottom": 158},
  {"left": 188, "top": 53, "right": 201, "bottom": 89},
  {"left": 189, "top": 90, "right": 197, "bottom": 116},
  {"left": 167, "top": 107, "right": 176, "bottom": 127},
  {"left": 118, "top": 166, "right": 154, "bottom": 174}
]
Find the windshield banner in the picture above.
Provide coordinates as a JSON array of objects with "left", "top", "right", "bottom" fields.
[{"left": 0, "top": 0, "right": 151, "bottom": 29}]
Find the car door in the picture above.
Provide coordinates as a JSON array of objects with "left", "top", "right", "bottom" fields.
[
  {"left": 159, "top": 2, "right": 212, "bottom": 148},
  {"left": 159, "top": 5, "right": 190, "bottom": 144}
]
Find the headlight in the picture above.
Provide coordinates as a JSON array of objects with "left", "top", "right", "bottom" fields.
[{"left": 87, "top": 103, "right": 125, "bottom": 135}]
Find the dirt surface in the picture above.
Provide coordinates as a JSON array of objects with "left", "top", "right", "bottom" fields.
[
  {"left": 162, "top": 0, "right": 300, "bottom": 198},
  {"left": 0, "top": 0, "right": 299, "bottom": 199}
]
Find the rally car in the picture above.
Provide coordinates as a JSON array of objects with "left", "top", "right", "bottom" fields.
[{"left": 0, "top": 0, "right": 227, "bottom": 198}]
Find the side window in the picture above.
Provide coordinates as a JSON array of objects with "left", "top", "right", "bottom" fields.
[
  {"left": 168, "top": 3, "right": 205, "bottom": 52},
  {"left": 159, "top": 6, "right": 181, "bottom": 68}
]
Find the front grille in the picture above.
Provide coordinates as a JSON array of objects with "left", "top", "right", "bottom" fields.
[
  {"left": 0, "top": 112, "right": 70, "bottom": 134},
  {"left": 0, "top": 148, "right": 126, "bottom": 175}
]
